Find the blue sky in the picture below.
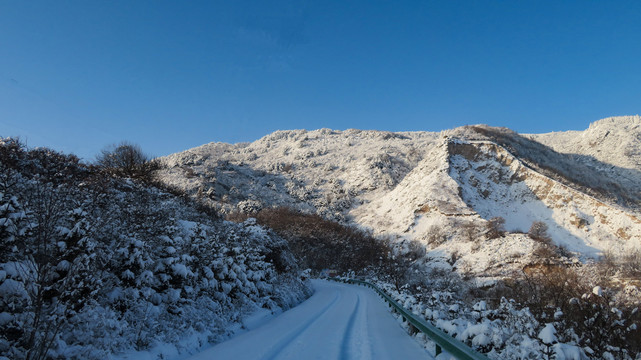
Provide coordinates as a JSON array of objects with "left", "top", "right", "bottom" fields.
[{"left": 1, "top": 1, "right": 640, "bottom": 160}]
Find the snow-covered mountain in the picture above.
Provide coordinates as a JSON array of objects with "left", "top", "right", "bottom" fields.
[
  {"left": 4, "top": 118, "right": 640, "bottom": 360},
  {"left": 530, "top": 116, "right": 641, "bottom": 171},
  {"left": 158, "top": 116, "right": 641, "bottom": 278}
]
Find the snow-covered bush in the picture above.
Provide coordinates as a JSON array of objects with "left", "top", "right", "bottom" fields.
[
  {"left": 0, "top": 138, "right": 311, "bottom": 359},
  {"left": 477, "top": 263, "right": 641, "bottom": 358},
  {"left": 368, "top": 253, "right": 641, "bottom": 360}
]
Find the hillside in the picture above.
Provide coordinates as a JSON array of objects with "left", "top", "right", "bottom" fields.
[
  {"left": 155, "top": 117, "right": 641, "bottom": 359},
  {"left": 530, "top": 116, "right": 641, "bottom": 171},
  {"left": 0, "top": 139, "right": 311, "bottom": 359},
  {"left": 158, "top": 117, "right": 641, "bottom": 279}
]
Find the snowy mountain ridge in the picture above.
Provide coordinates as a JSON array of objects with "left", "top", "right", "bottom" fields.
[
  {"left": 531, "top": 115, "right": 641, "bottom": 171},
  {"left": 158, "top": 116, "right": 641, "bottom": 278}
]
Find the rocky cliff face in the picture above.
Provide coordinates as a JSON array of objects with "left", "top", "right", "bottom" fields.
[
  {"left": 447, "top": 138, "right": 641, "bottom": 255},
  {"left": 157, "top": 116, "right": 641, "bottom": 278}
]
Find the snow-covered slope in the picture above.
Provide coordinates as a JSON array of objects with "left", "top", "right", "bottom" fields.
[
  {"left": 530, "top": 115, "right": 641, "bottom": 171},
  {"left": 161, "top": 129, "right": 438, "bottom": 220},
  {"left": 446, "top": 139, "right": 641, "bottom": 255},
  {"left": 158, "top": 116, "right": 641, "bottom": 277}
]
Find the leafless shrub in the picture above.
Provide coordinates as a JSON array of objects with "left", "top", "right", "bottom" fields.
[
  {"left": 461, "top": 221, "right": 479, "bottom": 242},
  {"left": 448, "top": 250, "right": 461, "bottom": 266},
  {"left": 620, "top": 250, "right": 641, "bottom": 279},
  {"left": 521, "top": 265, "right": 582, "bottom": 313},
  {"left": 532, "top": 243, "right": 560, "bottom": 260},
  {"left": 485, "top": 216, "right": 505, "bottom": 239},
  {"left": 255, "top": 207, "right": 389, "bottom": 274},
  {"left": 490, "top": 264, "right": 641, "bottom": 357},
  {"left": 597, "top": 250, "right": 618, "bottom": 277},
  {"left": 597, "top": 249, "right": 641, "bottom": 281},
  {"left": 405, "top": 239, "right": 426, "bottom": 261},
  {"left": 225, "top": 211, "right": 251, "bottom": 223},
  {"left": 528, "top": 221, "right": 551, "bottom": 244},
  {"left": 426, "top": 267, "right": 464, "bottom": 293},
  {"left": 425, "top": 225, "right": 447, "bottom": 246},
  {"left": 181, "top": 166, "right": 196, "bottom": 178}
]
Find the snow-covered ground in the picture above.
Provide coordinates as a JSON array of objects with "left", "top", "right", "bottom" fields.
[
  {"left": 158, "top": 116, "right": 641, "bottom": 279},
  {"left": 187, "top": 280, "right": 433, "bottom": 360},
  {"left": 530, "top": 115, "right": 641, "bottom": 171}
]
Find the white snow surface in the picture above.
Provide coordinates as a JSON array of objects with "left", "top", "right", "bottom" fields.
[
  {"left": 186, "top": 279, "right": 432, "bottom": 360},
  {"left": 538, "top": 323, "right": 557, "bottom": 344},
  {"left": 529, "top": 115, "right": 641, "bottom": 171}
]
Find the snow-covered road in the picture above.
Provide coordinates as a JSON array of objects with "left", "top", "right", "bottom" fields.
[{"left": 188, "top": 279, "right": 432, "bottom": 360}]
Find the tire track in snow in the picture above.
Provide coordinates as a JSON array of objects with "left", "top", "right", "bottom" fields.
[
  {"left": 340, "top": 293, "right": 360, "bottom": 360},
  {"left": 186, "top": 281, "right": 430, "bottom": 360},
  {"left": 260, "top": 291, "right": 341, "bottom": 360},
  {"left": 363, "top": 295, "right": 374, "bottom": 359}
]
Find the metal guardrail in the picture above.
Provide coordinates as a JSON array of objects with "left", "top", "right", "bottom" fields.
[{"left": 328, "top": 277, "right": 490, "bottom": 360}]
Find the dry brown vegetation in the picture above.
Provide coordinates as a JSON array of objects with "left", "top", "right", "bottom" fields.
[
  {"left": 485, "top": 216, "right": 506, "bottom": 239},
  {"left": 229, "top": 207, "right": 390, "bottom": 273},
  {"left": 425, "top": 224, "right": 447, "bottom": 246},
  {"left": 528, "top": 221, "right": 551, "bottom": 243},
  {"left": 226, "top": 207, "right": 426, "bottom": 291},
  {"left": 483, "top": 261, "right": 641, "bottom": 358},
  {"left": 461, "top": 221, "right": 480, "bottom": 242}
]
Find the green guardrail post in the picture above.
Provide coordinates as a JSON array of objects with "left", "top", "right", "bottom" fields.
[{"left": 436, "top": 344, "right": 442, "bottom": 356}]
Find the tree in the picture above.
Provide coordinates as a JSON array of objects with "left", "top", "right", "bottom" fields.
[
  {"left": 96, "top": 142, "right": 158, "bottom": 179},
  {"left": 0, "top": 180, "right": 101, "bottom": 360},
  {"left": 379, "top": 238, "right": 424, "bottom": 292},
  {"left": 528, "top": 221, "right": 551, "bottom": 243}
]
